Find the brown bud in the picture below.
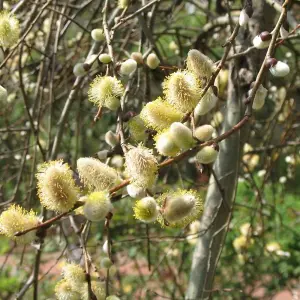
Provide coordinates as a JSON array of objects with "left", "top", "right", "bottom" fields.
[
  {"left": 211, "top": 85, "right": 219, "bottom": 97},
  {"left": 83, "top": 63, "right": 91, "bottom": 71},
  {"left": 265, "top": 57, "right": 278, "bottom": 69},
  {"left": 212, "top": 143, "right": 219, "bottom": 152},
  {"left": 131, "top": 52, "right": 144, "bottom": 64},
  {"left": 260, "top": 31, "right": 272, "bottom": 42},
  {"left": 122, "top": 111, "right": 137, "bottom": 122}
]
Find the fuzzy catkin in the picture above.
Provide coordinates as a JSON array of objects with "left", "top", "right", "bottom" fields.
[
  {"left": 156, "top": 190, "right": 203, "bottom": 228},
  {"left": 186, "top": 49, "right": 215, "bottom": 80},
  {"left": 80, "top": 281, "right": 106, "bottom": 300},
  {"left": 62, "top": 263, "right": 85, "bottom": 290},
  {"left": 88, "top": 76, "right": 124, "bottom": 110},
  {"left": 83, "top": 192, "right": 112, "bottom": 222},
  {"left": 55, "top": 280, "right": 81, "bottom": 300},
  {"left": 133, "top": 197, "right": 159, "bottom": 223},
  {"left": 163, "top": 70, "right": 202, "bottom": 113},
  {"left": 77, "top": 157, "right": 120, "bottom": 192},
  {"left": 127, "top": 115, "right": 147, "bottom": 142},
  {"left": 36, "top": 160, "right": 79, "bottom": 213},
  {"left": 0, "top": 205, "right": 39, "bottom": 244},
  {"left": 125, "top": 145, "right": 158, "bottom": 189},
  {"left": 140, "top": 97, "right": 183, "bottom": 131},
  {"left": 0, "top": 11, "right": 20, "bottom": 48}
]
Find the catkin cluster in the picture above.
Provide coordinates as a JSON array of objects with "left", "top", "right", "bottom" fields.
[{"left": 55, "top": 262, "right": 108, "bottom": 300}]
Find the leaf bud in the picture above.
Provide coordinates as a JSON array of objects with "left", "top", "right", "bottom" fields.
[
  {"left": 100, "top": 257, "right": 113, "bottom": 269},
  {"left": 194, "top": 87, "right": 218, "bottom": 116},
  {"left": 118, "top": 0, "right": 129, "bottom": 9},
  {"left": 269, "top": 60, "right": 290, "bottom": 77},
  {"left": 105, "top": 131, "right": 119, "bottom": 148},
  {"left": 196, "top": 145, "right": 218, "bottom": 164},
  {"left": 73, "top": 63, "right": 87, "bottom": 77},
  {"left": 127, "top": 115, "right": 147, "bottom": 142},
  {"left": 239, "top": 9, "right": 250, "bottom": 27},
  {"left": 99, "top": 53, "right": 112, "bottom": 64},
  {"left": 91, "top": 28, "right": 105, "bottom": 42},
  {"left": 280, "top": 21, "right": 289, "bottom": 39},
  {"left": 102, "top": 240, "right": 109, "bottom": 254},
  {"left": 120, "top": 58, "right": 137, "bottom": 76},
  {"left": 146, "top": 53, "right": 160, "bottom": 69},
  {"left": 97, "top": 150, "right": 109, "bottom": 160},
  {"left": 252, "top": 31, "right": 272, "bottom": 49},
  {"left": 130, "top": 52, "right": 143, "bottom": 64},
  {"left": 250, "top": 84, "right": 268, "bottom": 110},
  {"left": 154, "top": 130, "right": 180, "bottom": 157},
  {"left": 169, "top": 122, "right": 195, "bottom": 150},
  {"left": 194, "top": 125, "right": 214, "bottom": 141}
]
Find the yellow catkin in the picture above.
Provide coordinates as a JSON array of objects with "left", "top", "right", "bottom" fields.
[
  {"left": 163, "top": 70, "right": 202, "bottom": 113},
  {"left": 0, "top": 205, "right": 38, "bottom": 244},
  {"left": 62, "top": 263, "right": 85, "bottom": 290},
  {"left": 125, "top": 145, "right": 158, "bottom": 189},
  {"left": 140, "top": 97, "right": 183, "bottom": 131},
  {"left": 88, "top": 76, "right": 124, "bottom": 110},
  {"left": 186, "top": 49, "right": 215, "bottom": 80},
  {"left": 0, "top": 11, "right": 20, "bottom": 48},
  {"left": 133, "top": 197, "right": 159, "bottom": 223},
  {"left": 77, "top": 157, "right": 120, "bottom": 192},
  {"left": 83, "top": 192, "right": 112, "bottom": 222},
  {"left": 55, "top": 280, "right": 81, "bottom": 300},
  {"left": 36, "top": 160, "right": 79, "bottom": 213},
  {"left": 127, "top": 115, "right": 147, "bottom": 142}
]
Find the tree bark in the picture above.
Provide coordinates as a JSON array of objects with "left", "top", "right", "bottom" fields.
[
  {"left": 186, "top": 1, "right": 276, "bottom": 299},
  {"left": 186, "top": 61, "right": 243, "bottom": 300}
]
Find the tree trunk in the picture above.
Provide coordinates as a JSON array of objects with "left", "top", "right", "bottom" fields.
[{"left": 186, "top": 1, "right": 276, "bottom": 299}]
